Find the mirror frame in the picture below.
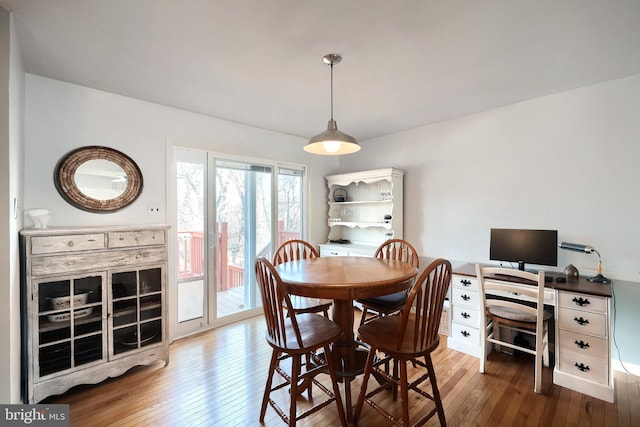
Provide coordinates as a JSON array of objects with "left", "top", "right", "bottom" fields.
[{"left": 54, "top": 146, "right": 143, "bottom": 213}]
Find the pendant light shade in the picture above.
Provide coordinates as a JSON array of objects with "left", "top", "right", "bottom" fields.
[{"left": 305, "top": 54, "right": 360, "bottom": 155}]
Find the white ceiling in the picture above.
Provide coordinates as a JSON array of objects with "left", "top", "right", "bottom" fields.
[{"left": 2, "top": 0, "right": 640, "bottom": 141}]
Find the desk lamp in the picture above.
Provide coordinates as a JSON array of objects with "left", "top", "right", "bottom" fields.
[{"left": 558, "top": 242, "right": 610, "bottom": 283}]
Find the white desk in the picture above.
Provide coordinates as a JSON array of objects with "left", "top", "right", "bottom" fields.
[{"left": 448, "top": 263, "right": 614, "bottom": 403}]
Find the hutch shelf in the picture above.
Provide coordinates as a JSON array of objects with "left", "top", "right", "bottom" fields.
[{"left": 320, "top": 168, "right": 404, "bottom": 257}]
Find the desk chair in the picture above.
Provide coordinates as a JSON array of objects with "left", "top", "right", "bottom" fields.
[
  {"left": 357, "top": 239, "right": 420, "bottom": 327},
  {"left": 476, "top": 265, "right": 552, "bottom": 394},
  {"left": 255, "top": 258, "right": 347, "bottom": 426},
  {"left": 273, "top": 240, "right": 332, "bottom": 317},
  {"left": 355, "top": 258, "right": 452, "bottom": 427}
]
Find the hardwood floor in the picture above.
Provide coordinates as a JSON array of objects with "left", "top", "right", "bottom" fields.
[{"left": 46, "top": 314, "right": 639, "bottom": 426}]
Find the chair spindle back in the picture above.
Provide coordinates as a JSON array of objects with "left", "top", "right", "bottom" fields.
[
  {"left": 255, "top": 257, "right": 303, "bottom": 348},
  {"left": 398, "top": 258, "right": 452, "bottom": 352}
]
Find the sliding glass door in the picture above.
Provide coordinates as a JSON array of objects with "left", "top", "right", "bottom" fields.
[{"left": 174, "top": 148, "right": 306, "bottom": 337}]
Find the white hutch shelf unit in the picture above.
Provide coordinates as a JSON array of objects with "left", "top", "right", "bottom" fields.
[{"left": 319, "top": 168, "right": 404, "bottom": 257}]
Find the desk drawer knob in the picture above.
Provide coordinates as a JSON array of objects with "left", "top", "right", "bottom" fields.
[
  {"left": 575, "top": 340, "right": 590, "bottom": 349},
  {"left": 461, "top": 294, "right": 471, "bottom": 301},
  {"left": 460, "top": 330, "right": 470, "bottom": 337},
  {"left": 460, "top": 279, "right": 472, "bottom": 286},
  {"left": 574, "top": 362, "right": 590, "bottom": 372},
  {"left": 573, "top": 316, "right": 590, "bottom": 326},
  {"left": 572, "top": 297, "right": 590, "bottom": 307},
  {"left": 461, "top": 312, "right": 471, "bottom": 319}
]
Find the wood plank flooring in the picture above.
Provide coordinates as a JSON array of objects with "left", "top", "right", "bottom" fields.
[{"left": 45, "top": 314, "right": 640, "bottom": 426}]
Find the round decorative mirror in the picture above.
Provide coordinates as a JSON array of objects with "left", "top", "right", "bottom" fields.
[{"left": 54, "top": 146, "right": 143, "bottom": 213}]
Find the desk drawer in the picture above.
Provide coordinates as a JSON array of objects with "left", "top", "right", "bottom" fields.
[
  {"left": 452, "top": 287, "right": 479, "bottom": 308},
  {"left": 451, "top": 323, "right": 480, "bottom": 346},
  {"left": 558, "top": 291, "right": 607, "bottom": 314},
  {"left": 452, "top": 305, "right": 480, "bottom": 327},
  {"left": 558, "top": 351, "right": 608, "bottom": 385},
  {"left": 558, "top": 330, "right": 608, "bottom": 361},
  {"left": 558, "top": 307, "right": 607, "bottom": 338},
  {"left": 451, "top": 275, "right": 478, "bottom": 291}
]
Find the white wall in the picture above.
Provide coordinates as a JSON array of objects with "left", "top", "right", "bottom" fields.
[{"left": 339, "top": 73, "right": 640, "bottom": 370}]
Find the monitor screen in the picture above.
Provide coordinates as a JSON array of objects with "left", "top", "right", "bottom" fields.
[{"left": 489, "top": 228, "right": 558, "bottom": 271}]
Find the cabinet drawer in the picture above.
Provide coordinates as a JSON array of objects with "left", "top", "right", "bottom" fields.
[
  {"left": 558, "top": 292, "right": 608, "bottom": 314},
  {"left": 558, "top": 351, "right": 609, "bottom": 385},
  {"left": 452, "top": 305, "right": 481, "bottom": 327},
  {"left": 451, "top": 275, "right": 478, "bottom": 291},
  {"left": 452, "top": 287, "right": 479, "bottom": 308},
  {"left": 558, "top": 307, "right": 607, "bottom": 338},
  {"left": 558, "top": 330, "right": 608, "bottom": 360},
  {"left": 451, "top": 322, "right": 480, "bottom": 346},
  {"left": 32, "top": 247, "right": 166, "bottom": 276},
  {"left": 108, "top": 230, "right": 165, "bottom": 248},
  {"left": 31, "top": 233, "right": 106, "bottom": 254},
  {"left": 320, "top": 247, "right": 349, "bottom": 257}
]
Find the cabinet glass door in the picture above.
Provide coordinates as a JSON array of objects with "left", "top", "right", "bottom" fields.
[
  {"left": 111, "top": 267, "right": 163, "bottom": 356},
  {"left": 36, "top": 274, "right": 105, "bottom": 378}
]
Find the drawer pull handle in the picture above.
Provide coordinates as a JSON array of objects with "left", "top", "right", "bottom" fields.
[
  {"left": 573, "top": 316, "right": 589, "bottom": 326},
  {"left": 460, "top": 330, "right": 470, "bottom": 337},
  {"left": 461, "top": 294, "right": 471, "bottom": 301},
  {"left": 575, "top": 340, "right": 590, "bottom": 349},
  {"left": 67, "top": 241, "right": 74, "bottom": 247},
  {"left": 460, "top": 279, "right": 472, "bottom": 286},
  {"left": 461, "top": 312, "right": 471, "bottom": 319},
  {"left": 572, "top": 297, "right": 590, "bottom": 307},
  {"left": 574, "top": 362, "right": 590, "bottom": 372}
]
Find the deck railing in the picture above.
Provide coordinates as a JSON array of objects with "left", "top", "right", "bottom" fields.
[{"left": 178, "top": 221, "right": 299, "bottom": 291}]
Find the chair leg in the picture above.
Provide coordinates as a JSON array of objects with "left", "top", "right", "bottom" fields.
[
  {"left": 542, "top": 321, "right": 550, "bottom": 368},
  {"left": 359, "top": 307, "right": 370, "bottom": 327},
  {"left": 260, "top": 350, "right": 279, "bottom": 422},
  {"left": 424, "top": 354, "right": 447, "bottom": 427},
  {"left": 479, "top": 320, "right": 487, "bottom": 374},
  {"left": 304, "top": 353, "right": 313, "bottom": 399},
  {"left": 323, "top": 344, "right": 347, "bottom": 427},
  {"left": 354, "top": 347, "right": 377, "bottom": 423},
  {"left": 289, "top": 355, "right": 301, "bottom": 426},
  {"left": 399, "top": 359, "right": 410, "bottom": 425}
]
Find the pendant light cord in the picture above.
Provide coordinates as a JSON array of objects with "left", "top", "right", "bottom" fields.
[{"left": 329, "top": 61, "right": 334, "bottom": 120}]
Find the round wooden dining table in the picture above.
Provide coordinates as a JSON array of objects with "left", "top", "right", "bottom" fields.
[{"left": 275, "top": 255, "right": 418, "bottom": 419}]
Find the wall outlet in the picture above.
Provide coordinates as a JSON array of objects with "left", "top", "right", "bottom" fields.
[{"left": 147, "top": 204, "right": 161, "bottom": 216}]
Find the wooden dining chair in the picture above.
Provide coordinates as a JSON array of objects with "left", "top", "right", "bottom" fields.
[
  {"left": 357, "top": 239, "right": 419, "bottom": 327},
  {"left": 255, "top": 257, "right": 347, "bottom": 427},
  {"left": 476, "top": 264, "right": 552, "bottom": 394},
  {"left": 354, "top": 258, "right": 452, "bottom": 427},
  {"left": 273, "top": 240, "right": 332, "bottom": 317}
]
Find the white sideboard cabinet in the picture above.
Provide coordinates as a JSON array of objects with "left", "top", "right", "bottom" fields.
[
  {"left": 20, "top": 225, "right": 170, "bottom": 403},
  {"left": 319, "top": 168, "right": 404, "bottom": 257}
]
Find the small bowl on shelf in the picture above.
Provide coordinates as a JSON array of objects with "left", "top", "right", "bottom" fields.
[
  {"left": 47, "top": 290, "right": 93, "bottom": 310},
  {"left": 47, "top": 307, "right": 94, "bottom": 323}
]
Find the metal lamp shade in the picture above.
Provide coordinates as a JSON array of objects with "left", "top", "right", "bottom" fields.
[{"left": 304, "top": 119, "right": 360, "bottom": 155}]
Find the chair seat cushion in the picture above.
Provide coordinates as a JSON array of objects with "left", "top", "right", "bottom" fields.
[
  {"left": 358, "top": 291, "right": 408, "bottom": 309},
  {"left": 487, "top": 305, "right": 553, "bottom": 323}
]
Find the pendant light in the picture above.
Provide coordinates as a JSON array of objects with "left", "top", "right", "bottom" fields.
[{"left": 305, "top": 53, "right": 360, "bottom": 155}]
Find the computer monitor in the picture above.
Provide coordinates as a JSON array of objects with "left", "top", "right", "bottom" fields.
[{"left": 489, "top": 228, "right": 558, "bottom": 271}]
